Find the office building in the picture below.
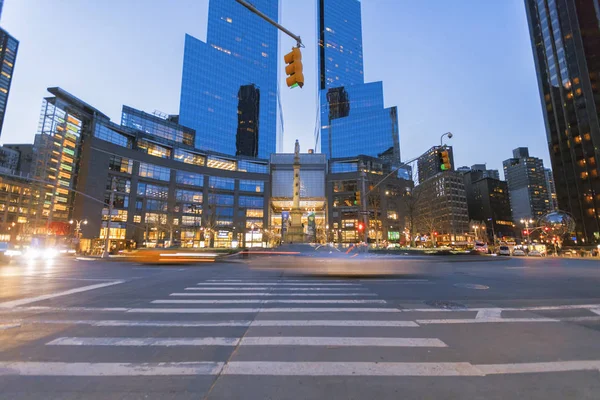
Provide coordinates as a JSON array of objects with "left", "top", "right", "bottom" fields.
[
  {"left": 462, "top": 168, "right": 514, "bottom": 242},
  {"left": 0, "top": 27, "right": 18, "bottom": 138},
  {"left": 3, "top": 143, "right": 33, "bottom": 175},
  {"left": 470, "top": 164, "right": 500, "bottom": 180},
  {"left": 524, "top": 0, "right": 600, "bottom": 243},
  {"left": 545, "top": 168, "right": 558, "bottom": 211},
  {"left": 0, "top": 145, "right": 18, "bottom": 173},
  {"left": 503, "top": 147, "right": 551, "bottom": 222},
  {"left": 179, "top": 0, "right": 280, "bottom": 158},
  {"left": 325, "top": 156, "right": 412, "bottom": 245},
  {"left": 316, "top": 0, "right": 400, "bottom": 161},
  {"left": 417, "top": 145, "right": 455, "bottom": 184},
  {"left": 413, "top": 171, "right": 470, "bottom": 245}
]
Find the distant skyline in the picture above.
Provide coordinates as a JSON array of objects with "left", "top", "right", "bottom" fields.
[{"left": 0, "top": 0, "right": 549, "bottom": 176}]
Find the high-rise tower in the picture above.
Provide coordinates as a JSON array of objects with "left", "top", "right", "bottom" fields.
[
  {"left": 179, "top": 0, "right": 280, "bottom": 158},
  {"left": 524, "top": 0, "right": 600, "bottom": 243},
  {"left": 316, "top": 0, "right": 400, "bottom": 162}
]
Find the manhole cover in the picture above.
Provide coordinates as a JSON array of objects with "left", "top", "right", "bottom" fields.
[
  {"left": 453, "top": 283, "right": 489, "bottom": 290},
  {"left": 424, "top": 300, "right": 467, "bottom": 310}
]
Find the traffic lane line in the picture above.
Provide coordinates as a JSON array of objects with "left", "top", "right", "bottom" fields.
[
  {"left": 151, "top": 299, "right": 387, "bottom": 304},
  {"left": 2, "top": 360, "right": 600, "bottom": 376},
  {"left": 0, "top": 318, "right": 419, "bottom": 328},
  {"left": 417, "top": 318, "right": 560, "bottom": 324},
  {"left": 46, "top": 336, "right": 445, "bottom": 347},
  {"left": 127, "top": 308, "right": 400, "bottom": 314},
  {"left": 185, "top": 287, "right": 369, "bottom": 291},
  {"left": 0, "top": 280, "right": 125, "bottom": 308},
  {"left": 197, "top": 283, "right": 360, "bottom": 286},
  {"left": 169, "top": 292, "right": 378, "bottom": 297}
]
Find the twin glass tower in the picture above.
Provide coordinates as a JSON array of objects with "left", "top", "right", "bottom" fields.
[{"left": 179, "top": 0, "right": 400, "bottom": 162}]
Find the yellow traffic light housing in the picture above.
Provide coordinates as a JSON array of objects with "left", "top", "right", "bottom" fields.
[
  {"left": 439, "top": 150, "right": 451, "bottom": 171},
  {"left": 284, "top": 47, "right": 304, "bottom": 89},
  {"left": 354, "top": 191, "right": 361, "bottom": 206}
]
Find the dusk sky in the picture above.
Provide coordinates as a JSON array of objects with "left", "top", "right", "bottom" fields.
[{"left": 1, "top": 0, "right": 549, "bottom": 175}]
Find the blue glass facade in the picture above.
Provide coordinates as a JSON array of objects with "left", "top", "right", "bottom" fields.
[
  {"left": 316, "top": 0, "right": 400, "bottom": 162},
  {"left": 179, "top": 0, "right": 280, "bottom": 158}
]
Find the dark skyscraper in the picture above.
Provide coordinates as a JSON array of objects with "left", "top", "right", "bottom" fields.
[
  {"left": 179, "top": 0, "right": 280, "bottom": 158},
  {"left": 316, "top": 0, "right": 400, "bottom": 161},
  {"left": 0, "top": 26, "right": 18, "bottom": 138},
  {"left": 524, "top": 0, "right": 600, "bottom": 244},
  {"left": 236, "top": 84, "right": 260, "bottom": 157}
]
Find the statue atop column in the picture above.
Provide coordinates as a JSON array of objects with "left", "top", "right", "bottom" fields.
[{"left": 286, "top": 139, "right": 304, "bottom": 243}]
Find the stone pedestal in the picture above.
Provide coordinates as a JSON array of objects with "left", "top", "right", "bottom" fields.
[{"left": 286, "top": 210, "right": 304, "bottom": 244}]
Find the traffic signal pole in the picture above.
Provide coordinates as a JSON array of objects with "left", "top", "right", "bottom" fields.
[{"left": 235, "top": 0, "right": 303, "bottom": 47}]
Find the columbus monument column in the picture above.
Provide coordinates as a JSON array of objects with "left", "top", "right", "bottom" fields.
[{"left": 286, "top": 139, "right": 305, "bottom": 243}]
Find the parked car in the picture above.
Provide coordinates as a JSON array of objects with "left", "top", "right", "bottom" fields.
[
  {"left": 498, "top": 246, "right": 511, "bottom": 256},
  {"left": 528, "top": 250, "right": 544, "bottom": 257},
  {"left": 512, "top": 249, "right": 526, "bottom": 256}
]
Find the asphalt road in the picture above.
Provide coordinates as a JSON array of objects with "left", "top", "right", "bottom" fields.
[{"left": 1, "top": 254, "right": 600, "bottom": 399}]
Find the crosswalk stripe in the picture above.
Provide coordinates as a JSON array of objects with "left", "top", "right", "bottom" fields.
[
  {"left": 127, "top": 308, "right": 399, "bottom": 314},
  {"left": 0, "top": 361, "right": 224, "bottom": 376},
  {"left": 170, "top": 293, "right": 377, "bottom": 297},
  {"left": 417, "top": 318, "right": 559, "bottom": 324},
  {"left": 185, "top": 287, "right": 368, "bottom": 291},
  {"left": 3, "top": 360, "right": 600, "bottom": 377},
  {"left": 197, "top": 283, "right": 359, "bottom": 286},
  {"left": 47, "top": 336, "right": 444, "bottom": 347},
  {"left": 151, "top": 299, "right": 387, "bottom": 304},
  {"left": 0, "top": 319, "right": 419, "bottom": 327},
  {"left": 205, "top": 280, "right": 350, "bottom": 283},
  {"left": 221, "top": 361, "right": 481, "bottom": 376}
]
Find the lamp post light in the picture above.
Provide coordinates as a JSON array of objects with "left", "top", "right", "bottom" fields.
[
  {"left": 69, "top": 219, "right": 88, "bottom": 238},
  {"left": 440, "top": 132, "right": 453, "bottom": 147},
  {"left": 520, "top": 218, "right": 534, "bottom": 246}
]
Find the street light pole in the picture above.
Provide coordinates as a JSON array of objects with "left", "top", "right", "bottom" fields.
[
  {"left": 102, "top": 177, "right": 116, "bottom": 259},
  {"left": 440, "top": 132, "right": 453, "bottom": 147}
]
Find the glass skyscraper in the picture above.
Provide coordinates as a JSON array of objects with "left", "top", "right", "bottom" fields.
[
  {"left": 524, "top": 0, "right": 600, "bottom": 244},
  {"left": 179, "top": 0, "right": 281, "bottom": 158},
  {"left": 0, "top": 0, "right": 18, "bottom": 139},
  {"left": 316, "top": 0, "right": 400, "bottom": 162}
]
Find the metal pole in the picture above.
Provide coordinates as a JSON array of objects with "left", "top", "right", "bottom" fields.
[
  {"left": 102, "top": 177, "right": 115, "bottom": 259},
  {"left": 359, "top": 161, "right": 368, "bottom": 250},
  {"left": 235, "top": 0, "right": 303, "bottom": 47}
]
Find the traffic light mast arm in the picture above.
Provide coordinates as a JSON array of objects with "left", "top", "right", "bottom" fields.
[
  {"left": 235, "top": 0, "right": 303, "bottom": 47},
  {"left": 365, "top": 153, "right": 421, "bottom": 196}
]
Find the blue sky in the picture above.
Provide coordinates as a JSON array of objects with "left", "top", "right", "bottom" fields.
[{"left": 1, "top": 0, "right": 549, "bottom": 175}]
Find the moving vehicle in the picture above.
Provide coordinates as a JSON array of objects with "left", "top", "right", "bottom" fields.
[
  {"left": 498, "top": 245, "right": 511, "bottom": 256},
  {"left": 512, "top": 249, "right": 526, "bottom": 256},
  {"left": 474, "top": 241, "right": 488, "bottom": 253},
  {"left": 528, "top": 250, "right": 544, "bottom": 257}
]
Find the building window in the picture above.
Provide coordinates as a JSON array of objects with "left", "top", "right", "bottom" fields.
[
  {"left": 108, "top": 155, "right": 133, "bottom": 174},
  {"left": 138, "top": 162, "right": 170, "bottom": 181},
  {"left": 208, "top": 194, "right": 234, "bottom": 206},
  {"left": 246, "top": 209, "right": 264, "bottom": 218},
  {"left": 146, "top": 199, "right": 167, "bottom": 212},
  {"left": 207, "top": 156, "right": 237, "bottom": 171},
  {"left": 176, "top": 171, "right": 204, "bottom": 187},
  {"left": 239, "top": 180, "right": 264, "bottom": 193},
  {"left": 137, "top": 183, "right": 169, "bottom": 199},
  {"left": 174, "top": 149, "right": 205, "bottom": 166},
  {"left": 238, "top": 160, "right": 268, "bottom": 173},
  {"left": 176, "top": 189, "right": 203, "bottom": 203},
  {"left": 238, "top": 195, "right": 263, "bottom": 208},
  {"left": 106, "top": 176, "right": 131, "bottom": 193},
  {"left": 209, "top": 176, "right": 235, "bottom": 190},
  {"left": 137, "top": 139, "right": 172, "bottom": 159},
  {"left": 95, "top": 124, "right": 133, "bottom": 148}
]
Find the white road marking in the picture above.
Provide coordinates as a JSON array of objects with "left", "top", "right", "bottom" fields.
[
  {"left": 185, "top": 287, "right": 368, "bottom": 291},
  {"left": 0, "top": 306, "right": 130, "bottom": 313},
  {"left": 0, "top": 318, "right": 419, "bottom": 328},
  {"left": 197, "top": 283, "right": 359, "bottom": 286},
  {"left": 151, "top": 299, "right": 387, "bottom": 304},
  {"left": 205, "top": 280, "right": 350, "bottom": 283},
  {"left": 170, "top": 292, "right": 377, "bottom": 297},
  {"left": 477, "top": 360, "right": 600, "bottom": 375},
  {"left": 0, "top": 324, "right": 20, "bottom": 330},
  {"left": 250, "top": 320, "right": 419, "bottom": 327},
  {"left": 238, "top": 337, "right": 446, "bottom": 347},
  {"left": 3, "top": 360, "right": 600, "bottom": 377},
  {"left": 47, "top": 337, "right": 240, "bottom": 346},
  {"left": 128, "top": 308, "right": 399, "bottom": 314},
  {"left": 476, "top": 308, "right": 502, "bottom": 319},
  {"left": 0, "top": 281, "right": 125, "bottom": 308},
  {"left": 0, "top": 361, "right": 224, "bottom": 376},
  {"left": 221, "top": 362, "right": 481, "bottom": 376},
  {"left": 47, "top": 336, "right": 444, "bottom": 348},
  {"left": 589, "top": 308, "right": 600, "bottom": 316},
  {"left": 417, "top": 318, "right": 559, "bottom": 324}
]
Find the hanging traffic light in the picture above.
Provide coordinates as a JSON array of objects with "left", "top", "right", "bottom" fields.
[
  {"left": 354, "top": 191, "right": 361, "bottom": 206},
  {"left": 284, "top": 47, "right": 304, "bottom": 89},
  {"left": 438, "top": 149, "right": 451, "bottom": 171}
]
